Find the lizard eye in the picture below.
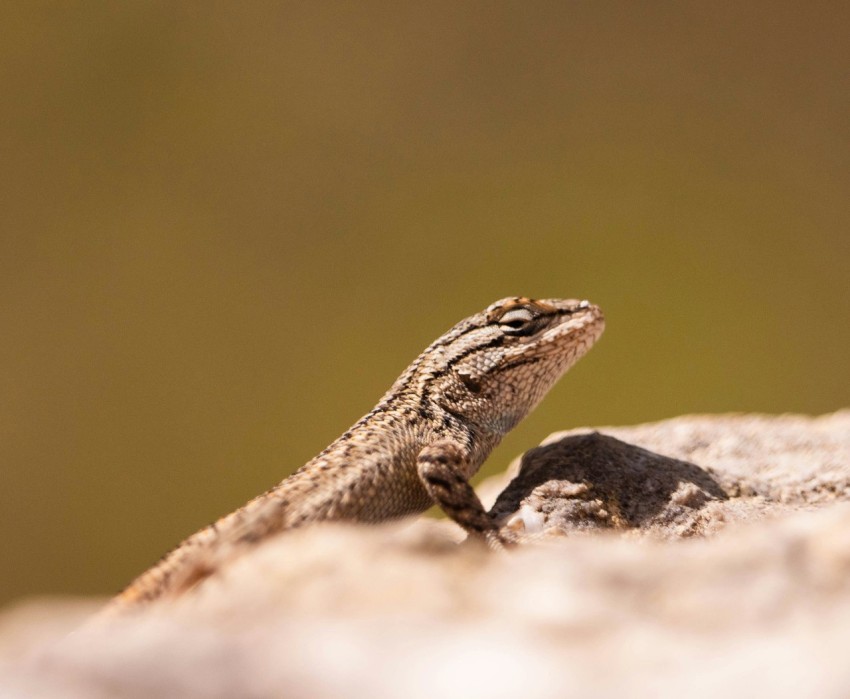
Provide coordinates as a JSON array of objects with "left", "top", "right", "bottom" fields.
[{"left": 498, "top": 307, "right": 537, "bottom": 333}]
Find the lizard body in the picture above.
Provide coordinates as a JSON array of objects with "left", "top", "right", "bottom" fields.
[{"left": 111, "top": 297, "right": 604, "bottom": 610}]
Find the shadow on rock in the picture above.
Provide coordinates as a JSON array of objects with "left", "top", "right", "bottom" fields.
[{"left": 490, "top": 432, "right": 728, "bottom": 532}]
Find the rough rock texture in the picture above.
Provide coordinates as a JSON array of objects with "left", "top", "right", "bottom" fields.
[{"left": 1, "top": 411, "right": 849, "bottom": 699}]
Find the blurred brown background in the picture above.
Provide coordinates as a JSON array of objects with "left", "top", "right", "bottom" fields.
[{"left": 1, "top": 1, "right": 847, "bottom": 606}]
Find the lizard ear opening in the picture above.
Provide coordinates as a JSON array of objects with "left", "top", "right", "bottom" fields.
[{"left": 457, "top": 368, "right": 482, "bottom": 394}]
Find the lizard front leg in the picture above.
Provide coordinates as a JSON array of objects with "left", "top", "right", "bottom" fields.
[{"left": 416, "top": 441, "right": 505, "bottom": 550}]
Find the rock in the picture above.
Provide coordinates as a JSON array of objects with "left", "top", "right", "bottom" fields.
[
  {"left": 1, "top": 411, "right": 849, "bottom": 699},
  {"left": 489, "top": 411, "right": 850, "bottom": 540}
]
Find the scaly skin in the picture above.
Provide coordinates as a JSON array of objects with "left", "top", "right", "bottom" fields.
[{"left": 109, "top": 297, "right": 604, "bottom": 611}]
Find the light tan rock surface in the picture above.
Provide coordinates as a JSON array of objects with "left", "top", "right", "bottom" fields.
[{"left": 1, "top": 411, "right": 849, "bottom": 699}]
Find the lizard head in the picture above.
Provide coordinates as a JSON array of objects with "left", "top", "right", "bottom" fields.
[{"left": 422, "top": 297, "right": 605, "bottom": 435}]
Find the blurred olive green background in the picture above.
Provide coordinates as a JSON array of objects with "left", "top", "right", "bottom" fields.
[{"left": 1, "top": 1, "right": 847, "bottom": 606}]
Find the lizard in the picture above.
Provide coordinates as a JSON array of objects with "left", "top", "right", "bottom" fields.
[{"left": 108, "top": 296, "right": 604, "bottom": 611}]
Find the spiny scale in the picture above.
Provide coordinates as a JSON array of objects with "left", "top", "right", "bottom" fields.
[{"left": 109, "top": 297, "right": 604, "bottom": 611}]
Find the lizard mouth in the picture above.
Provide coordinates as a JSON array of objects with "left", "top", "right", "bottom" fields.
[{"left": 546, "top": 302, "right": 605, "bottom": 345}]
